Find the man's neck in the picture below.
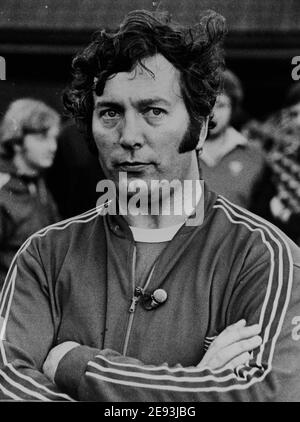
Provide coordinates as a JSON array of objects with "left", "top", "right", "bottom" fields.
[{"left": 124, "top": 213, "right": 187, "bottom": 230}]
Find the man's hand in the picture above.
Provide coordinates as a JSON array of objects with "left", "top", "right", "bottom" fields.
[
  {"left": 198, "top": 319, "right": 262, "bottom": 370},
  {"left": 43, "top": 341, "right": 80, "bottom": 383}
]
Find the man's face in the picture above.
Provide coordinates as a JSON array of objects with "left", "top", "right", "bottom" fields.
[
  {"left": 92, "top": 54, "right": 197, "bottom": 196},
  {"left": 209, "top": 93, "right": 232, "bottom": 137},
  {"left": 21, "top": 126, "right": 58, "bottom": 172}
]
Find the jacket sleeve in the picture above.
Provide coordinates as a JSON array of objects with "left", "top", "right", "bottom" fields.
[
  {"left": 0, "top": 241, "right": 74, "bottom": 401},
  {"left": 54, "top": 230, "right": 300, "bottom": 402}
]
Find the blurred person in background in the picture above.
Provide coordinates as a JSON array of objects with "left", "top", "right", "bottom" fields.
[
  {"left": 199, "top": 69, "right": 266, "bottom": 209},
  {"left": 0, "top": 98, "right": 61, "bottom": 288},
  {"left": 284, "top": 82, "right": 300, "bottom": 130},
  {"left": 247, "top": 82, "right": 300, "bottom": 245},
  {"left": 46, "top": 122, "right": 105, "bottom": 219}
]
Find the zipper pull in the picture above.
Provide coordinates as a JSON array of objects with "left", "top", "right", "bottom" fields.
[
  {"left": 129, "top": 296, "right": 139, "bottom": 313},
  {"left": 129, "top": 287, "right": 144, "bottom": 313}
]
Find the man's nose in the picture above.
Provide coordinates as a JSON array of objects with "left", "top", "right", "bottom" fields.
[{"left": 119, "top": 114, "right": 144, "bottom": 149}]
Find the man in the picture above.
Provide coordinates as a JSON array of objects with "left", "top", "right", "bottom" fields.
[
  {"left": 0, "top": 10, "right": 300, "bottom": 402},
  {"left": 200, "top": 69, "right": 266, "bottom": 209},
  {"left": 0, "top": 98, "right": 60, "bottom": 288}
]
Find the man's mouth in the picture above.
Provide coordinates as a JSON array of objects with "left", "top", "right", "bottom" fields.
[{"left": 116, "top": 161, "right": 153, "bottom": 172}]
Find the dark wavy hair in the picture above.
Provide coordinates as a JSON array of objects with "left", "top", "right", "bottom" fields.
[{"left": 63, "top": 9, "right": 227, "bottom": 154}]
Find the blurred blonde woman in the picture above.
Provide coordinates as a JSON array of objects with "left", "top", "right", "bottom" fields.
[{"left": 0, "top": 98, "right": 61, "bottom": 288}]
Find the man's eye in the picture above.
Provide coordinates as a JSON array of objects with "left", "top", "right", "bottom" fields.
[
  {"left": 151, "top": 108, "right": 163, "bottom": 116},
  {"left": 100, "top": 110, "right": 119, "bottom": 119},
  {"left": 144, "top": 108, "right": 165, "bottom": 118}
]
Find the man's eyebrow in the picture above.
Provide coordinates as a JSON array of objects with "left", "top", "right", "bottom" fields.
[
  {"left": 94, "top": 101, "right": 122, "bottom": 110},
  {"left": 94, "top": 97, "right": 172, "bottom": 110},
  {"left": 136, "top": 98, "right": 171, "bottom": 108}
]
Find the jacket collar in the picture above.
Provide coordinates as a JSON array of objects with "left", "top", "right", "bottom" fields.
[{"left": 103, "top": 181, "right": 216, "bottom": 240}]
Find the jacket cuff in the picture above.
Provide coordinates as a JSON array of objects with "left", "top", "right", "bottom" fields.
[{"left": 54, "top": 345, "right": 99, "bottom": 400}]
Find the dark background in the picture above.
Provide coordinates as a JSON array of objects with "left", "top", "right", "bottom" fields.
[{"left": 0, "top": 0, "right": 300, "bottom": 121}]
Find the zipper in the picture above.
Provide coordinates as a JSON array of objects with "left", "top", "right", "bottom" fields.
[
  {"left": 122, "top": 245, "right": 156, "bottom": 356},
  {"left": 122, "top": 245, "right": 137, "bottom": 356}
]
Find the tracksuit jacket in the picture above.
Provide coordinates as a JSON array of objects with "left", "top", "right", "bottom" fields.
[{"left": 0, "top": 187, "right": 300, "bottom": 401}]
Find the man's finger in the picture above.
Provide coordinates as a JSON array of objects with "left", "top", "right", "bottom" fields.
[
  {"left": 210, "top": 323, "right": 261, "bottom": 350},
  {"left": 223, "top": 352, "right": 251, "bottom": 371},
  {"left": 226, "top": 319, "right": 247, "bottom": 330},
  {"left": 209, "top": 335, "right": 262, "bottom": 369}
]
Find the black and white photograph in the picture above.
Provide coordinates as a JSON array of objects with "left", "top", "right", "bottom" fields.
[{"left": 0, "top": 0, "right": 300, "bottom": 404}]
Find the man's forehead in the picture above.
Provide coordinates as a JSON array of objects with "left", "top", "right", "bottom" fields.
[
  {"left": 131, "top": 54, "right": 177, "bottom": 78},
  {"left": 97, "top": 54, "right": 182, "bottom": 102}
]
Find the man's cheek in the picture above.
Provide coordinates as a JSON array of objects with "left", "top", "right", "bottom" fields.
[{"left": 96, "top": 146, "right": 115, "bottom": 176}]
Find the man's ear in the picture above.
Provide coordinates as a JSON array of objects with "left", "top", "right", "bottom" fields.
[{"left": 195, "top": 116, "right": 209, "bottom": 152}]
